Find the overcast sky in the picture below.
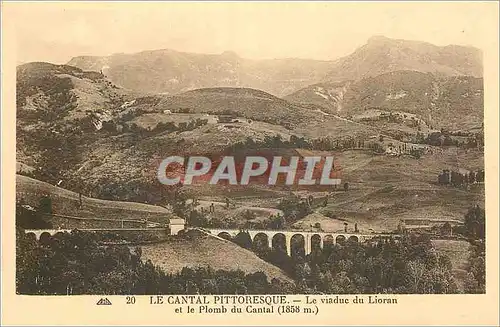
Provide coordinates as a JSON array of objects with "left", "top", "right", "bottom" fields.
[{"left": 7, "top": 2, "right": 497, "bottom": 65}]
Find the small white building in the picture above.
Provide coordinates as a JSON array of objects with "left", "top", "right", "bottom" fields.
[{"left": 169, "top": 218, "right": 186, "bottom": 235}]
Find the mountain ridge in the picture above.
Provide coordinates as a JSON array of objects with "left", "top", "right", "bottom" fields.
[
  {"left": 324, "top": 36, "right": 482, "bottom": 82},
  {"left": 66, "top": 36, "right": 482, "bottom": 97},
  {"left": 285, "top": 70, "right": 483, "bottom": 130}
]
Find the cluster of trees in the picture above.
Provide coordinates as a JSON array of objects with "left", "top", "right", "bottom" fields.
[
  {"left": 241, "top": 195, "right": 321, "bottom": 230},
  {"left": 231, "top": 232, "right": 459, "bottom": 294},
  {"left": 408, "top": 205, "right": 485, "bottom": 241},
  {"left": 187, "top": 209, "right": 220, "bottom": 228},
  {"left": 206, "top": 109, "right": 295, "bottom": 129},
  {"left": 408, "top": 148, "right": 425, "bottom": 159},
  {"left": 16, "top": 198, "right": 53, "bottom": 229},
  {"left": 213, "top": 195, "right": 314, "bottom": 230},
  {"left": 366, "top": 142, "right": 385, "bottom": 153},
  {"left": 90, "top": 178, "right": 168, "bottom": 204},
  {"left": 457, "top": 134, "right": 484, "bottom": 150},
  {"left": 187, "top": 193, "right": 332, "bottom": 230},
  {"left": 277, "top": 196, "right": 313, "bottom": 225},
  {"left": 156, "top": 118, "right": 208, "bottom": 133},
  {"left": 414, "top": 131, "right": 484, "bottom": 149},
  {"left": 114, "top": 107, "right": 145, "bottom": 124},
  {"left": 174, "top": 108, "right": 193, "bottom": 114},
  {"left": 304, "top": 234, "right": 459, "bottom": 294},
  {"left": 462, "top": 205, "right": 485, "bottom": 240},
  {"left": 360, "top": 112, "right": 424, "bottom": 128},
  {"left": 210, "top": 109, "right": 238, "bottom": 116},
  {"left": 437, "top": 169, "right": 485, "bottom": 187},
  {"left": 17, "top": 74, "right": 77, "bottom": 122},
  {"left": 16, "top": 228, "right": 297, "bottom": 295},
  {"left": 451, "top": 205, "right": 485, "bottom": 293},
  {"left": 101, "top": 118, "right": 209, "bottom": 136},
  {"left": 463, "top": 240, "right": 485, "bottom": 293},
  {"left": 414, "top": 132, "right": 454, "bottom": 146},
  {"left": 241, "top": 214, "right": 286, "bottom": 230},
  {"left": 229, "top": 205, "right": 486, "bottom": 294},
  {"left": 187, "top": 207, "right": 287, "bottom": 231},
  {"left": 310, "top": 137, "right": 370, "bottom": 151},
  {"left": 84, "top": 156, "right": 187, "bottom": 205},
  {"left": 230, "top": 135, "right": 380, "bottom": 154},
  {"left": 19, "top": 122, "right": 93, "bottom": 188}
]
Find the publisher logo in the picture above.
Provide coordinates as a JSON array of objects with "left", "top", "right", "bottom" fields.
[{"left": 96, "top": 298, "right": 112, "bottom": 305}]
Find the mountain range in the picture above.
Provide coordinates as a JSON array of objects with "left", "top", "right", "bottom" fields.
[{"left": 67, "top": 35, "right": 482, "bottom": 97}]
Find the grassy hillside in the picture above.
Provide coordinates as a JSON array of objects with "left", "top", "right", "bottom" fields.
[
  {"left": 283, "top": 81, "right": 352, "bottom": 113},
  {"left": 17, "top": 71, "right": 377, "bottom": 203},
  {"left": 16, "top": 62, "right": 142, "bottom": 183},
  {"left": 342, "top": 71, "right": 483, "bottom": 129},
  {"left": 286, "top": 71, "right": 483, "bottom": 130},
  {"left": 311, "top": 148, "right": 484, "bottom": 231},
  {"left": 141, "top": 231, "right": 292, "bottom": 282},
  {"left": 16, "top": 175, "right": 173, "bottom": 226},
  {"left": 16, "top": 62, "right": 136, "bottom": 123},
  {"left": 150, "top": 87, "right": 323, "bottom": 128}
]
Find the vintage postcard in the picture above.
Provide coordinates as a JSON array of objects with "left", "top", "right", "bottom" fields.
[{"left": 1, "top": 1, "right": 499, "bottom": 326}]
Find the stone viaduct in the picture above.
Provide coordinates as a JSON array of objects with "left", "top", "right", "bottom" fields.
[
  {"left": 24, "top": 226, "right": 401, "bottom": 257},
  {"left": 23, "top": 228, "right": 166, "bottom": 240},
  {"left": 205, "top": 228, "right": 400, "bottom": 256}
]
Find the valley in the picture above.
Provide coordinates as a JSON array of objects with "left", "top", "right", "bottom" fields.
[{"left": 15, "top": 35, "right": 485, "bottom": 295}]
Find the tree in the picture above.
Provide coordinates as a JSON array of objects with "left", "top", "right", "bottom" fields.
[
  {"left": 277, "top": 196, "right": 312, "bottom": 224},
  {"left": 16, "top": 203, "right": 52, "bottom": 229},
  {"left": 464, "top": 241, "right": 485, "bottom": 293},
  {"left": 476, "top": 169, "right": 485, "bottom": 183},
  {"left": 245, "top": 272, "right": 269, "bottom": 294},
  {"left": 188, "top": 210, "right": 208, "bottom": 227},
  {"left": 243, "top": 210, "right": 256, "bottom": 220},
  {"left": 233, "top": 232, "right": 253, "bottom": 249},
  {"left": 441, "top": 222, "right": 452, "bottom": 236},
  {"left": 464, "top": 205, "right": 485, "bottom": 239},
  {"left": 38, "top": 195, "right": 53, "bottom": 215},
  {"left": 405, "top": 260, "right": 426, "bottom": 292},
  {"left": 468, "top": 171, "right": 476, "bottom": 184},
  {"left": 410, "top": 148, "right": 423, "bottom": 159}
]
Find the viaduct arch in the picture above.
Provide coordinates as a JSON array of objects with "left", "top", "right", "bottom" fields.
[{"left": 208, "top": 228, "right": 399, "bottom": 256}]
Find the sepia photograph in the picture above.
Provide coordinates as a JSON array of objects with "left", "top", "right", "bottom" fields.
[
  {"left": 2, "top": 2, "right": 499, "bottom": 325},
  {"left": 11, "top": 1, "right": 488, "bottom": 297}
]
